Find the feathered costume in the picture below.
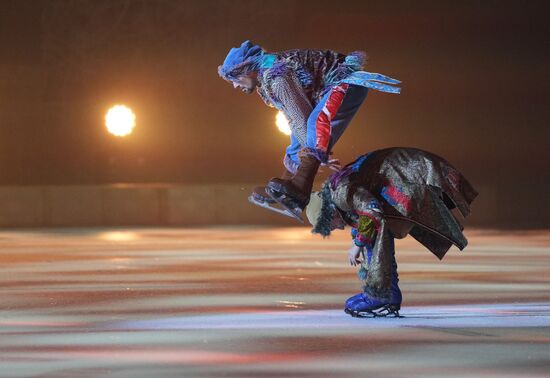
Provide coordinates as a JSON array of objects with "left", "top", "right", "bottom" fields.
[
  {"left": 312, "top": 147, "right": 478, "bottom": 300},
  {"left": 218, "top": 41, "right": 401, "bottom": 173}
]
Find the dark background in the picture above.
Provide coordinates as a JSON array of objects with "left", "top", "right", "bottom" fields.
[{"left": 0, "top": 0, "right": 548, "bottom": 226}]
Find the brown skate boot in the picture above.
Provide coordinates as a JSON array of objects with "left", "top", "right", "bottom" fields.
[
  {"left": 251, "top": 169, "right": 294, "bottom": 204},
  {"left": 267, "top": 151, "right": 321, "bottom": 210}
]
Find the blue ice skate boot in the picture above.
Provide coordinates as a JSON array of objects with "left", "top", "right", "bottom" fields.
[{"left": 345, "top": 259, "right": 401, "bottom": 317}]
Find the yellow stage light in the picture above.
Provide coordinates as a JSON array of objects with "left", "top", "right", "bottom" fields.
[
  {"left": 105, "top": 105, "right": 136, "bottom": 137},
  {"left": 275, "top": 111, "right": 291, "bottom": 136}
]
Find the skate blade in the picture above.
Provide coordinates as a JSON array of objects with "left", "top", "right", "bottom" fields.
[
  {"left": 345, "top": 305, "right": 402, "bottom": 318},
  {"left": 248, "top": 195, "right": 302, "bottom": 220},
  {"left": 264, "top": 188, "right": 304, "bottom": 223},
  {"left": 251, "top": 192, "right": 276, "bottom": 204}
]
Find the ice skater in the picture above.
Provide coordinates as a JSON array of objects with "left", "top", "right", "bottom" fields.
[
  {"left": 305, "top": 147, "right": 478, "bottom": 317},
  {"left": 218, "top": 40, "right": 401, "bottom": 220}
]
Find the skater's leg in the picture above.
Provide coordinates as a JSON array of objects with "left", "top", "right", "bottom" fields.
[
  {"left": 363, "top": 220, "right": 394, "bottom": 298},
  {"left": 345, "top": 221, "right": 402, "bottom": 317},
  {"left": 306, "top": 84, "right": 369, "bottom": 160},
  {"left": 267, "top": 151, "right": 320, "bottom": 210},
  {"left": 283, "top": 134, "right": 301, "bottom": 174},
  {"left": 266, "top": 85, "right": 369, "bottom": 210}
]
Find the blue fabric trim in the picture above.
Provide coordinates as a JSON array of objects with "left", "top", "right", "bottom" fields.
[
  {"left": 366, "top": 247, "right": 373, "bottom": 266},
  {"left": 365, "top": 199, "right": 381, "bottom": 211},
  {"left": 329, "top": 152, "right": 374, "bottom": 190},
  {"left": 354, "top": 239, "right": 368, "bottom": 248},
  {"left": 260, "top": 54, "right": 276, "bottom": 69},
  {"left": 283, "top": 154, "right": 299, "bottom": 175},
  {"left": 293, "top": 63, "right": 313, "bottom": 87},
  {"left": 325, "top": 51, "right": 366, "bottom": 88},
  {"left": 313, "top": 149, "right": 329, "bottom": 164},
  {"left": 381, "top": 187, "right": 395, "bottom": 206},
  {"left": 351, "top": 153, "right": 370, "bottom": 172},
  {"left": 341, "top": 71, "right": 401, "bottom": 94}
]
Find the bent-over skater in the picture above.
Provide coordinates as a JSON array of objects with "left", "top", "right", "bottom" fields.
[{"left": 305, "top": 147, "right": 478, "bottom": 317}]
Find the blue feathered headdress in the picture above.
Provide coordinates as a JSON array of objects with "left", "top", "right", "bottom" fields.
[{"left": 218, "top": 40, "right": 265, "bottom": 81}]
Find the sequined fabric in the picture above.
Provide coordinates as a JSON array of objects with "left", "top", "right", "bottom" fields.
[
  {"left": 331, "top": 147, "right": 477, "bottom": 258},
  {"left": 256, "top": 49, "right": 364, "bottom": 145},
  {"left": 261, "top": 73, "right": 313, "bottom": 145},
  {"left": 255, "top": 49, "right": 400, "bottom": 170},
  {"left": 260, "top": 49, "right": 352, "bottom": 102},
  {"left": 327, "top": 147, "right": 478, "bottom": 298}
]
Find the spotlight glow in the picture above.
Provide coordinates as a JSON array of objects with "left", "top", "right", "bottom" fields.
[
  {"left": 105, "top": 105, "right": 136, "bottom": 137},
  {"left": 275, "top": 111, "right": 291, "bottom": 136}
]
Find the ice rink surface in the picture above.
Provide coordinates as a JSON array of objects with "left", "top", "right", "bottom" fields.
[{"left": 1, "top": 227, "right": 549, "bottom": 377}]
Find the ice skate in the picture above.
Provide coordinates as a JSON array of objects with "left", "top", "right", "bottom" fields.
[
  {"left": 249, "top": 169, "right": 294, "bottom": 206},
  {"left": 344, "top": 293, "right": 401, "bottom": 318},
  {"left": 248, "top": 191, "right": 302, "bottom": 220},
  {"left": 264, "top": 150, "right": 321, "bottom": 223},
  {"left": 266, "top": 178, "right": 309, "bottom": 211},
  {"left": 250, "top": 186, "right": 276, "bottom": 204},
  {"left": 263, "top": 186, "right": 305, "bottom": 223},
  {"left": 345, "top": 256, "right": 402, "bottom": 318},
  {"left": 248, "top": 169, "right": 298, "bottom": 219}
]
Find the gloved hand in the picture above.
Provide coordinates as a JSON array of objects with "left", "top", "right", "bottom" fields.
[
  {"left": 348, "top": 244, "right": 364, "bottom": 266},
  {"left": 325, "top": 158, "right": 341, "bottom": 171}
]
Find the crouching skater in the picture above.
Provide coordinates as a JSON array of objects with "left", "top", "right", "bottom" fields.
[{"left": 305, "top": 147, "right": 478, "bottom": 317}]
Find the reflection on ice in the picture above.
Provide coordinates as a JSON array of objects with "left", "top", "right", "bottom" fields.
[
  {"left": 0, "top": 227, "right": 549, "bottom": 376},
  {"left": 110, "top": 303, "right": 550, "bottom": 331},
  {"left": 98, "top": 231, "right": 140, "bottom": 241}
]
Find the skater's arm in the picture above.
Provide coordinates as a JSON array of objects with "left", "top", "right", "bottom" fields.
[
  {"left": 348, "top": 244, "right": 364, "bottom": 266},
  {"left": 270, "top": 73, "right": 313, "bottom": 145}
]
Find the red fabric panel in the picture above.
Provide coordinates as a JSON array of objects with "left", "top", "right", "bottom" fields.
[{"left": 315, "top": 84, "right": 349, "bottom": 151}]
